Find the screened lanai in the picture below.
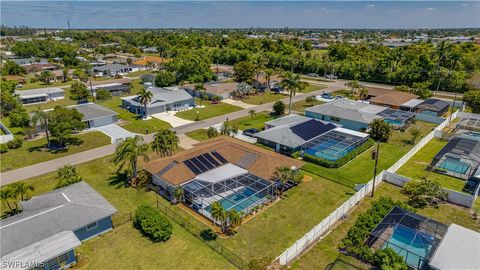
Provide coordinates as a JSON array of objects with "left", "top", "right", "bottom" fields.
[
  {"left": 366, "top": 207, "right": 448, "bottom": 270},
  {"left": 456, "top": 117, "right": 480, "bottom": 132},
  {"left": 301, "top": 128, "right": 370, "bottom": 161},
  {"left": 181, "top": 163, "right": 274, "bottom": 220}
]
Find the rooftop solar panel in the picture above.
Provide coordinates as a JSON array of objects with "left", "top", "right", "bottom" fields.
[
  {"left": 191, "top": 157, "right": 208, "bottom": 172},
  {"left": 183, "top": 159, "right": 202, "bottom": 175},
  {"left": 290, "top": 119, "right": 336, "bottom": 141},
  {"left": 197, "top": 154, "right": 215, "bottom": 170},
  {"left": 204, "top": 153, "right": 221, "bottom": 167},
  {"left": 211, "top": 151, "right": 228, "bottom": 164}
]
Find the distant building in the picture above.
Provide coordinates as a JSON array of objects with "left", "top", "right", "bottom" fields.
[
  {"left": 15, "top": 87, "right": 65, "bottom": 105},
  {"left": 0, "top": 182, "right": 117, "bottom": 270},
  {"left": 133, "top": 56, "right": 169, "bottom": 69},
  {"left": 184, "top": 82, "right": 239, "bottom": 100},
  {"left": 369, "top": 91, "right": 418, "bottom": 109},
  {"left": 93, "top": 64, "right": 139, "bottom": 77},
  {"left": 416, "top": 99, "right": 450, "bottom": 117},
  {"left": 122, "top": 87, "right": 195, "bottom": 116},
  {"left": 84, "top": 78, "right": 131, "bottom": 96}
]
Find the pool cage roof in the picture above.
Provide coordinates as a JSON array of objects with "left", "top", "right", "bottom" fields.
[
  {"left": 456, "top": 118, "right": 480, "bottom": 132},
  {"left": 181, "top": 171, "right": 274, "bottom": 215},
  {"left": 301, "top": 130, "right": 369, "bottom": 159},
  {"left": 377, "top": 109, "right": 415, "bottom": 123},
  {"left": 367, "top": 207, "right": 448, "bottom": 261},
  {"left": 432, "top": 136, "right": 480, "bottom": 176}
]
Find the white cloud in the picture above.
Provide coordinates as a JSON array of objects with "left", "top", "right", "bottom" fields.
[
  {"left": 366, "top": 4, "right": 375, "bottom": 8},
  {"left": 426, "top": 7, "right": 437, "bottom": 11}
]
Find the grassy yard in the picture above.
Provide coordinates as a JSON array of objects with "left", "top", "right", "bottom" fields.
[
  {"left": 242, "top": 92, "right": 287, "bottom": 105},
  {"left": 302, "top": 121, "right": 438, "bottom": 188},
  {"left": 396, "top": 138, "right": 467, "bottom": 192},
  {"left": 18, "top": 80, "right": 70, "bottom": 90},
  {"left": 0, "top": 131, "right": 110, "bottom": 172},
  {"left": 125, "top": 70, "right": 153, "bottom": 77},
  {"left": 291, "top": 98, "right": 324, "bottom": 113},
  {"left": 302, "top": 84, "right": 326, "bottom": 93},
  {"left": 175, "top": 98, "right": 242, "bottom": 121},
  {"left": 290, "top": 183, "right": 480, "bottom": 270},
  {"left": 1, "top": 155, "right": 234, "bottom": 270},
  {"left": 186, "top": 112, "right": 276, "bottom": 141},
  {"left": 23, "top": 88, "right": 77, "bottom": 113},
  {"left": 217, "top": 172, "right": 352, "bottom": 262}
]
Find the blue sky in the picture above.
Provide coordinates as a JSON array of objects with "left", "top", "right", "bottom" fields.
[{"left": 1, "top": 1, "right": 479, "bottom": 29}]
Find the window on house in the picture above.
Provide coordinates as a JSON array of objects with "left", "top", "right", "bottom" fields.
[
  {"left": 86, "top": 221, "right": 99, "bottom": 231},
  {"left": 330, "top": 116, "right": 341, "bottom": 122},
  {"left": 57, "top": 252, "right": 70, "bottom": 265}
]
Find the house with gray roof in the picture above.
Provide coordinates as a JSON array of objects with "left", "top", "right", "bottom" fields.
[
  {"left": 93, "top": 63, "right": 139, "bottom": 77},
  {"left": 121, "top": 87, "right": 195, "bottom": 117},
  {"left": 15, "top": 87, "right": 65, "bottom": 105},
  {"left": 0, "top": 182, "right": 117, "bottom": 270}
]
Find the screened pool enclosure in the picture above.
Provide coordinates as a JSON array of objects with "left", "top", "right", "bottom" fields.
[
  {"left": 181, "top": 163, "right": 274, "bottom": 221},
  {"left": 366, "top": 207, "right": 448, "bottom": 270}
]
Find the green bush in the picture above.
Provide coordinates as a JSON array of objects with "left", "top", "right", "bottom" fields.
[
  {"left": 401, "top": 178, "right": 447, "bottom": 208},
  {"left": 134, "top": 205, "right": 173, "bottom": 242},
  {"left": 301, "top": 138, "right": 374, "bottom": 168},
  {"left": 6, "top": 138, "right": 22, "bottom": 149},
  {"left": 373, "top": 248, "right": 408, "bottom": 270},
  {"left": 96, "top": 89, "right": 112, "bottom": 100},
  {"left": 0, "top": 144, "right": 8, "bottom": 153}
]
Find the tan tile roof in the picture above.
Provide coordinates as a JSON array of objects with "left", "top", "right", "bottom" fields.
[
  {"left": 133, "top": 56, "right": 170, "bottom": 66},
  {"left": 185, "top": 82, "right": 238, "bottom": 95},
  {"left": 142, "top": 136, "right": 304, "bottom": 186},
  {"left": 370, "top": 91, "right": 418, "bottom": 107}
]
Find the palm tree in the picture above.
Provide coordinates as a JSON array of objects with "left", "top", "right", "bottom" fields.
[
  {"left": 271, "top": 166, "right": 293, "bottom": 197},
  {"left": 151, "top": 129, "right": 179, "bottom": 157},
  {"left": 0, "top": 188, "right": 15, "bottom": 212},
  {"left": 210, "top": 201, "right": 227, "bottom": 231},
  {"left": 173, "top": 187, "right": 184, "bottom": 204},
  {"left": 248, "top": 109, "right": 256, "bottom": 125},
  {"left": 113, "top": 135, "right": 150, "bottom": 184},
  {"left": 346, "top": 80, "right": 361, "bottom": 96},
  {"left": 264, "top": 68, "right": 275, "bottom": 91},
  {"left": 207, "top": 127, "right": 219, "bottom": 138},
  {"left": 227, "top": 209, "right": 242, "bottom": 233},
  {"left": 31, "top": 108, "right": 51, "bottom": 147},
  {"left": 279, "top": 72, "right": 307, "bottom": 114},
  {"left": 358, "top": 87, "right": 369, "bottom": 101},
  {"left": 11, "top": 182, "right": 34, "bottom": 201},
  {"left": 194, "top": 83, "right": 206, "bottom": 107},
  {"left": 138, "top": 88, "right": 153, "bottom": 119}
]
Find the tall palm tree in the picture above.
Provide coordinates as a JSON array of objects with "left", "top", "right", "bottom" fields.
[
  {"left": 210, "top": 201, "right": 227, "bottom": 231},
  {"left": 113, "top": 135, "right": 150, "bottom": 184},
  {"left": 0, "top": 188, "right": 15, "bottom": 212},
  {"left": 151, "top": 129, "right": 179, "bottom": 157},
  {"left": 248, "top": 109, "right": 256, "bottom": 125},
  {"left": 11, "top": 182, "right": 34, "bottom": 201},
  {"left": 264, "top": 68, "right": 275, "bottom": 91},
  {"left": 271, "top": 166, "right": 294, "bottom": 197},
  {"left": 227, "top": 209, "right": 242, "bottom": 233},
  {"left": 138, "top": 88, "right": 153, "bottom": 119},
  {"left": 279, "top": 72, "right": 308, "bottom": 114},
  {"left": 194, "top": 83, "right": 206, "bottom": 107},
  {"left": 31, "top": 108, "right": 51, "bottom": 147}
]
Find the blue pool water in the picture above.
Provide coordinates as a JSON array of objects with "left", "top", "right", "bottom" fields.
[
  {"left": 205, "top": 188, "right": 263, "bottom": 213},
  {"left": 304, "top": 140, "right": 356, "bottom": 161},
  {"left": 438, "top": 157, "right": 469, "bottom": 174},
  {"left": 466, "top": 132, "right": 480, "bottom": 138},
  {"left": 382, "top": 226, "right": 433, "bottom": 268},
  {"left": 384, "top": 119, "right": 403, "bottom": 125}
]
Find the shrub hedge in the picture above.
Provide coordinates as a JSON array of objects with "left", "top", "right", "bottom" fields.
[
  {"left": 6, "top": 138, "right": 22, "bottom": 149},
  {"left": 294, "top": 138, "right": 375, "bottom": 168},
  {"left": 134, "top": 205, "right": 173, "bottom": 242}
]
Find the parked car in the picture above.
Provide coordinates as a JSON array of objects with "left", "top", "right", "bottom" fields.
[
  {"left": 321, "top": 93, "right": 333, "bottom": 99},
  {"left": 242, "top": 128, "right": 259, "bottom": 137},
  {"left": 335, "top": 95, "right": 344, "bottom": 99},
  {"left": 326, "top": 74, "right": 338, "bottom": 80}
]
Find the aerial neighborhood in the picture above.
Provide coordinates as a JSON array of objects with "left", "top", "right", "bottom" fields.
[{"left": 0, "top": 18, "right": 480, "bottom": 270}]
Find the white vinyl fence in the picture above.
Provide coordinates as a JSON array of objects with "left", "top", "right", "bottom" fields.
[
  {"left": 276, "top": 111, "right": 460, "bottom": 266},
  {"left": 0, "top": 123, "right": 14, "bottom": 144}
]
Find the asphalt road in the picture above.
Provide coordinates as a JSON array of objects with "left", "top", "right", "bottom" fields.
[{"left": 0, "top": 82, "right": 342, "bottom": 185}]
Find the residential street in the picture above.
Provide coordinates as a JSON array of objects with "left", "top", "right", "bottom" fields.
[{"left": 0, "top": 83, "right": 342, "bottom": 185}]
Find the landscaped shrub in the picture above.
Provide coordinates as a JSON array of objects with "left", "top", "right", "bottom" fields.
[
  {"left": 373, "top": 248, "right": 408, "bottom": 270},
  {"left": 0, "top": 144, "right": 8, "bottom": 153},
  {"left": 301, "top": 138, "right": 375, "bottom": 168},
  {"left": 134, "top": 205, "right": 173, "bottom": 242},
  {"left": 95, "top": 89, "right": 112, "bottom": 100},
  {"left": 401, "top": 178, "right": 447, "bottom": 208},
  {"left": 6, "top": 138, "right": 22, "bottom": 149},
  {"left": 340, "top": 197, "right": 411, "bottom": 266}
]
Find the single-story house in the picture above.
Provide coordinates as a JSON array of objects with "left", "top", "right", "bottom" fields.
[
  {"left": 3, "top": 75, "right": 27, "bottom": 84},
  {"left": 93, "top": 64, "right": 138, "bottom": 77},
  {"left": 12, "top": 57, "right": 49, "bottom": 65},
  {"left": 122, "top": 87, "right": 195, "bottom": 116},
  {"left": 369, "top": 91, "right": 418, "bottom": 109},
  {"left": 140, "top": 74, "right": 156, "bottom": 86},
  {"left": 253, "top": 74, "right": 282, "bottom": 90},
  {"left": 399, "top": 98, "right": 425, "bottom": 112},
  {"left": 184, "top": 82, "right": 238, "bottom": 100},
  {"left": 133, "top": 56, "right": 169, "bottom": 69},
  {"left": 305, "top": 99, "right": 415, "bottom": 131},
  {"left": 210, "top": 66, "right": 233, "bottom": 79},
  {"left": 416, "top": 99, "right": 450, "bottom": 117},
  {"left": 143, "top": 136, "right": 304, "bottom": 220},
  {"left": 15, "top": 87, "right": 65, "bottom": 105},
  {"left": 23, "top": 63, "right": 58, "bottom": 73},
  {"left": 0, "top": 182, "right": 117, "bottom": 270},
  {"left": 83, "top": 78, "right": 131, "bottom": 96}
]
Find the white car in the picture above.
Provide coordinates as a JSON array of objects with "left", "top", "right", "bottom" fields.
[{"left": 326, "top": 74, "right": 338, "bottom": 80}]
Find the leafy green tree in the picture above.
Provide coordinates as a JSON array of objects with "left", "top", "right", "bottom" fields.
[
  {"left": 358, "top": 87, "right": 369, "bottom": 100},
  {"left": 38, "top": 70, "right": 54, "bottom": 85},
  {"left": 8, "top": 108, "right": 30, "bottom": 128},
  {"left": 62, "top": 67, "right": 69, "bottom": 82},
  {"left": 138, "top": 88, "right": 153, "bottom": 118},
  {"left": 95, "top": 89, "right": 112, "bottom": 101},
  {"left": 207, "top": 127, "right": 219, "bottom": 138},
  {"left": 173, "top": 187, "right": 184, "bottom": 204},
  {"left": 233, "top": 61, "right": 256, "bottom": 84},
  {"left": 263, "top": 68, "right": 275, "bottom": 90},
  {"left": 135, "top": 169, "right": 152, "bottom": 189},
  {"left": 73, "top": 68, "right": 88, "bottom": 82},
  {"left": 463, "top": 90, "right": 480, "bottom": 113},
  {"left": 369, "top": 119, "right": 391, "bottom": 142},
  {"left": 0, "top": 81, "right": 20, "bottom": 116},
  {"left": 151, "top": 129, "right": 179, "bottom": 157},
  {"left": 48, "top": 106, "right": 86, "bottom": 146},
  {"left": 373, "top": 248, "right": 408, "bottom": 270},
  {"left": 166, "top": 51, "right": 215, "bottom": 83},
  {"left": 31, "top": 108, "right": 51, "bottom": 147},
  {"left": 0, "top": 188, "right": 16, "bottom": 213},
  {"left": 154, "top": 70, "right": 176, "bottom": 87},
  {"left": 305, "top": 96, "right": 317, "bottom": 106},
  {"left": 408, "top": 127, "right": 421, "bottom": 145},
  {"left": 113, "top": 135, "right": 150, "bottom": 183},
  {"left": 69, "top": 81, "right": 91, "bottom": 101},
  {"left": 134, "top": 205, "right": 172, "bottom": 242},
  {"left": 273, "top": 100, "right": 285, "bottom": 116},
  {"left": 55, "top": 165, "right": 82, "bottom": 189},
  {"left": 271, "top": 166, "right": 301, "bottom": 197},
  {"left": 411, "top": 82, "right": 433, "bottom": 99},
  {"left": 1, "top": 61, "right": 26, "bottom": 75},
  {"left": 11, "top": 182, "right": 34, "bottom": 201},
  {"left": 346, "top": 80, "right": 361, "bottom": 95},
  {"left": 401, "top": 178, "right": 447, "bottom": 208},
  {"left": 279, "top": 72, "right": 307, "bottom": 114}
]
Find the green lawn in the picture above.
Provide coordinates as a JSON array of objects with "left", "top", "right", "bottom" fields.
[
  {"left": 302, "top": 121, "right": 438, "bottom": 187},
  {"left": 1, "top": 155, "right": 234, "bottom": 270},
  {"left": 18, "top": 81, "right": 70, "bottom": 90},
  {"left": 125, "top": 70, "right": 153, "bottom": 77},
  {"left": 291, "top": 98, "right": 324, "bottom": 113},
  {"left": 396, "top": 138, "right": 467, "bottom": 192},
  {"left": 0, "top": 131, "right": 110, "bottom": 172},
  {"left": 290, "top": 183, "right": 480, "bottom": 270},
  {"left": 218, "top": 172, "right": 352, "bottom": 262},
  {"left": 186, "top": 112, "right": 276, "bottom": 141},
  {"left": 241, "top": 92, "right": 287, "bottom": 105},
  {"left": 175, "top": 98, "right": 242, "bottom": 121},
  {"left": 302, "top": 84, "right": 326, "bottom": 93}
]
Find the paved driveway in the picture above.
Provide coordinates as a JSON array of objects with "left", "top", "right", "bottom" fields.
[
  {"left": 221, "top": 98, "right": 256, "bottom": 109},
  {"left": 95, "top": 124, "right": 136, "bottom": 143},
  {"left": 151, "top": 111, "right": 194, "bottom": 127}
]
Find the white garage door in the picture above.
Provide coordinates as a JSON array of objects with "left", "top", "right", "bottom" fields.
[{"left": 92, "top": 116, "right": 114, "bottom": 127}]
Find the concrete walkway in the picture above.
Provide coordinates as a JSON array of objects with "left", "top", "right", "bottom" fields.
[
  {"left": 0, "top": 84, "right": 342, "bottom": 185},
  {"left": 178, "top": 134, "right": 199, "bottom": 149},
  {"left": 221, "top": 98, "right": 256, "bottom": 109},
  {"left": 151, "top": 111, "right": 194, "bottom": 128}
]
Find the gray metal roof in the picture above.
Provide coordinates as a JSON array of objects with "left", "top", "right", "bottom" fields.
[
  {"left": 0, "top": 181, "right": 117, "bottom": 258},
  {"left": 429, "top": 224, "right": 480, "bottom": 270},
  {"left": 68, "top": 103, "right": 118, "bottom": 121},
  {"left": 122, "top": 88, "right": 193, "bottom": 109},
  {"left": 14, "top": 87, "right": 64, "bottom": 98},
  {"left": 1, "top": 231, "right": 81, "bottom": 270},
  {"left": 305, "top": 99, "right": 385, "bottom": 124},
  {"left": 264, "top": 114, "right": 310, "bottom": 128},
  {"left": 93, "top": 63, "right": 130, "bottom": 72}
]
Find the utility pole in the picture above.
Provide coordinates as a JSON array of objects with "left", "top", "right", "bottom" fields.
[
  {"left": 449, "top": 93, "right": 457, "bottom": 123},
  {"left": 371, "top": 141, "right": 380, "bottom": 197}
]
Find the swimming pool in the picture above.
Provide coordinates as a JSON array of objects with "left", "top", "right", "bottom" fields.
[
  {"left": 382, "top": 226, "right": 434, "bottom": 268},
  {"left": 438, "top": 156, "right": 470, "bottom": 174},
  {"left": 205, "top": 188, "right": 264, "bottom": 213}
]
